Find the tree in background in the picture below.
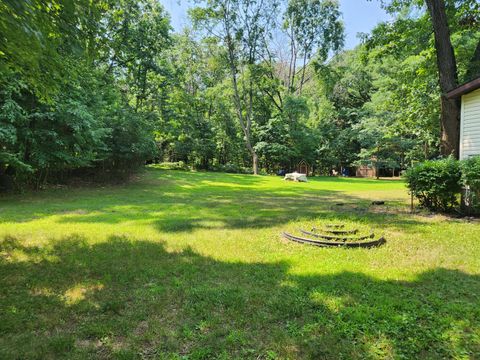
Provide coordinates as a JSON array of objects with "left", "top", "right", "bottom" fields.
[
  {"left": 283, "top": 0, "right": 344, "bottom": 94},
  {"left": 0, "top": 0, "right": 171, "bottom": 189},
  {"left": 191, "top": 0, "right": 280, "bottom": 175}
]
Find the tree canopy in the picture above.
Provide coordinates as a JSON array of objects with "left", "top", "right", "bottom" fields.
[{"left": 1, "top": 0, "right": 479, "bottom": 189}]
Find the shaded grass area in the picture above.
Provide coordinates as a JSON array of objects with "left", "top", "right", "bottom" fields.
[{"left": 1, "top": 169, "right": 480, "bottom": 359}]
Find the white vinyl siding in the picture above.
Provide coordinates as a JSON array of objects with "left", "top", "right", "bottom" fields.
[{"left": 460, "top": 88, "right": 480, "bottom": 160}]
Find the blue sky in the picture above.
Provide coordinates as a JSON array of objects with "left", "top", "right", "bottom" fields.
[{"left": 160, "top": 0, "right": 391, "bottom": 50}]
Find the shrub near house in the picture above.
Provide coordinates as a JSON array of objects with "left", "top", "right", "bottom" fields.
[
  {"left": 405, "top": 158, "right": 462, "bottom": 212},
  {"left": 405, "top": 156, "right": 480, "bottom": 214},
  {"left": 461, "top": 157, "right": 480, "bottom": 213}
]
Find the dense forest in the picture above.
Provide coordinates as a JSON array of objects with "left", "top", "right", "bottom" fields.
[{"left": 1, "top": 0, "right": 479, "bottom": 189}]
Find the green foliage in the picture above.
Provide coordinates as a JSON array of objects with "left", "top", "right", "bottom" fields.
[
  {"left": 283, "top": 0, "right": 345, "bottom": 93},
  {"left": 2, "top": 0, "right": 479, "bottom": 188},
  {"left": 461, "top": 156, "right": 480, "bottom": 192},
  {"left": 460, "top": 156, "right": 480, "bottom": 212},
  {"left": 0, "top": 0, "right": 170, "bottom": 190},
  {"left": 405, "top": 158, "right": 462, "bottom": 212},
  {"left": 284, "top": 0, "right": 344, "bottom": 61},
  {"left": 406, "top": 156, "right": 480, "bottom": 213},
  {"left": 211, "top": 163, "right": 254, "bottom": 174},
  {"left": 0, "top": 76, "right": 31, "bottom": 180}
]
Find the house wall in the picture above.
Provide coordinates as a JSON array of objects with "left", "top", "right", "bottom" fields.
[{"left": 460, "top": 88, "right": 480, "bottom": 160}]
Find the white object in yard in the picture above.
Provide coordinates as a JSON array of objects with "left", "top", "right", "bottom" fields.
[{"left": 284, "top": 172, "right": 307, "bottom": 182}]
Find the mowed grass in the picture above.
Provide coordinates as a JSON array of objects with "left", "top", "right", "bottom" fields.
[{"left": 1, "top": 168, "right": 479, "bottom": 359}]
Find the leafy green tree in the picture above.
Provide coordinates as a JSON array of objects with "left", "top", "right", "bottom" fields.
[
  {"left": 283, "top": 0, "right": 344, "bottom": 94},
  {"left": 191, "top": 0, "right": 280, "bottom": 174},
  {"left": 0, "top": 0, "right": 171, "bottom": 189}
]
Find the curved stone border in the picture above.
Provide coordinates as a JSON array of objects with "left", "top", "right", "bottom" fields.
[
  {"left": 282, "top": 232, "right": 386, "bottom": 248},
  {"left": 313, "top": 227, "right": 358, "bottom": 235},
  {"left": 325, "top": 224, "right": 345, "bottom": 229},
  {"left": 300, "top": 229, "right": 374, "bottom": 241}
]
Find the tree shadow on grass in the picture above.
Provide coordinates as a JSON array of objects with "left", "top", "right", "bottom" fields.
[{"left": 1, "top": 235, "right": 479, "bottom": 359}]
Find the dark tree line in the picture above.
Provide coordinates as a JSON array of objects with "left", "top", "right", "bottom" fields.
[{"left": 0, "top": 0, "right": 172, "bottom": 189}]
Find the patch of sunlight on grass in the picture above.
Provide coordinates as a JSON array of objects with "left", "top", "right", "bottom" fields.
[
  {"left": 30, "top": 287, "right": 55, "bottom": 297},
  {"left": 364, "top": 334, "right": 396, "bottom": 359},
  {"left": 310, "top": 293, "right": 348, "bottom": 313},
  {"left": 2, "top": 247, "right": 58, "bottom": 264},
  {"left": 63, "top": 283, "right": 104, "bottom": 306}
]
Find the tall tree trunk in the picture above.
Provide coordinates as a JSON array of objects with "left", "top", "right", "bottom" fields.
[
  {"left": 228, "top": 68, "right": 259, "bottom": 175},
  {"left": 243, "top": 135, "right": 259, "bottom": 175},
  {"left": 287, "top": 24, "right": 297, "bottom": 93},
  {"left": 226, "top": 36, "right": 259, "bottom": 175},
  {"left": 299, "top": 52, "right": 308, "bottom": 95},
  {"left": 425, "top": 0, "right": 460, "bottom": 158},
  {"left": 252, "top": 151, "right": 258, "bottom": 175}
]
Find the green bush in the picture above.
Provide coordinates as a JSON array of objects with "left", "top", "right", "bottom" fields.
[
  {"left": 460, "top": 156, "right": 480, "bottom": 213},
  {"left": 405, "top": 157, "right": 462, "bottom": 212},
  {"left": 211, "top": 163, "right": 254, "bottom": 174},
  {"left": 151, "top": 162, "right": 190, "bottom": 171}
]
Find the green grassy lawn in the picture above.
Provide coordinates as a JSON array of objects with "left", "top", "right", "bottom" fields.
[{"left": 1, "top": 168, "right": 479, "bottom": 359}]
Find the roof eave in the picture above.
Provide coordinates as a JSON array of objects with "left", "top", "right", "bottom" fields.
[{"left": 446, "top": 77, "right": 480, "bottom": 99}]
